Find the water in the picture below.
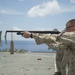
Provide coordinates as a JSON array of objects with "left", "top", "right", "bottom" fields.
[{"left": 0, "top": 40, "right": 55, "bottom": 52}]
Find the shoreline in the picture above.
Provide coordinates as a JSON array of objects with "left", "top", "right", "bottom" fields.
[{"left": 0, "top": 49, "right": 56, "bottom": 53}]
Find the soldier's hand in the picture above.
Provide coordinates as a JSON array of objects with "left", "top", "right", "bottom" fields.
[{"left": 21, "top": 32, "right": 31, "bottom": 38}]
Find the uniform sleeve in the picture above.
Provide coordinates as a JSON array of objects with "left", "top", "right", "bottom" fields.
[
  {"left": 33, "top": 34, "right": 56, "bottom": 44},
  {"left": 34, "top": 33, "right": 75, "bottom": 50},
  {"left": 59, "top": 37, "right": 75, "bottom": 46},
  {"left": 33, "top": 33, "right": 60, "bottom": 50},
  {"left": 57, "top": 31, "right": 75, "bottom": 50}
]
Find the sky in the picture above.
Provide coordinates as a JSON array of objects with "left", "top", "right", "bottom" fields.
[{"left": 0, "top": 0, "right": 75, "bottom": 40}]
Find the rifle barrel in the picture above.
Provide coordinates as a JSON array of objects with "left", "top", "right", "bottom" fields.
[{"left": 6, "top": 30, "right": 60, "bottom": 35}]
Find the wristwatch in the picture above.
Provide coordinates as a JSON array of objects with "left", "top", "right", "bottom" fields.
[{"left": 30, "top": 33, "right": 33, "bottom": 38}]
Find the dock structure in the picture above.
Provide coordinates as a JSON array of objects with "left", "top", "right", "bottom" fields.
[
  {"left": 0, "top": 31, "right": 2, "bottom": 46},
  {"left": 10, "top": 31, "right": 14, "bottom": 54}
]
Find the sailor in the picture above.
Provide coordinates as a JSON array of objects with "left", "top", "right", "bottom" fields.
[{"left": 21, "top": 19, "right": 75, "bottom": 75}]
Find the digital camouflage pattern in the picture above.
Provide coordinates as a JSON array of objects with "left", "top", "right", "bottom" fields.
[{"left": 33, "top": 31, "right": 75, "bottom": 75}]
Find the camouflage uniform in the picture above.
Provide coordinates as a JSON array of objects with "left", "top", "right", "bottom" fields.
[
  {"left": 59, "top": 31, "right": 75, "bottom": 75},
  {"left": 33, "top": 31, "right": 75, "bottom": 75},
  {"left": 55, "top": 47, "right": 66, "bottom": 75}
]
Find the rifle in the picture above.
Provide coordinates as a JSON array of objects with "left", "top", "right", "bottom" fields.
[
  {"left": 0, "top": 31, "right": 2, "bottom": 46},
  {"left": 5, "top": 30, "right": 60, "bottom": 44}
]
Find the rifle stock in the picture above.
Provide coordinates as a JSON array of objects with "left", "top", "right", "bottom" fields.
[{"left": 5, "top": 30, "right": 60, "bottom": 44}]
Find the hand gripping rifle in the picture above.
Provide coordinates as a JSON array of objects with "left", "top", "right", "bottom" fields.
[
  {"left": 5, "top": 30, "right": 60, "bottom": 44},
  {"left": 0, "top": 31, "right": 2, "bottom": 46}
]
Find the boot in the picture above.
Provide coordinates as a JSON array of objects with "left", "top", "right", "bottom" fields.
[{"left": 54, "top": 72, "right": 61, "bottom": 75}]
